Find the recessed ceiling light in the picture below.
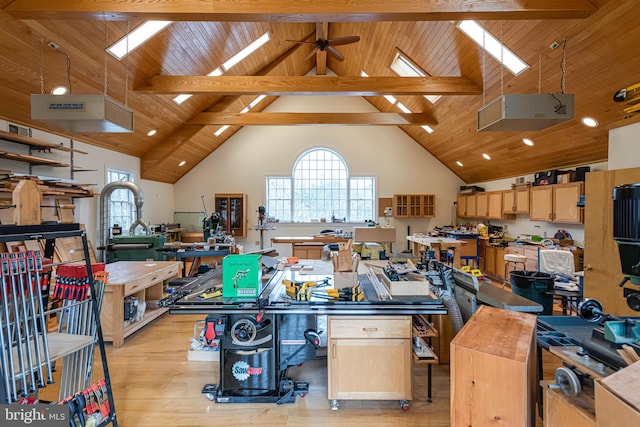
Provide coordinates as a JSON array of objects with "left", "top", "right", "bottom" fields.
[
  {"left": 456, "top": 161, "right": 464, "bottom": 167},
  {"left": 482, "top": 153, "right": 491, "bottom": 160},
  {"left": 51, "top": 86, "right": 68, "bottom": 95},
  {"left": 147, "top": 129, "right": 157, "bottom": 137},
  {"left": 581, "top": 117, "right": 598, "bottom": 127},
  {"left": 522, "top": 138, "right": 534, "bottom": 146},
  {"left": 178, "top": 160, "right": 186, "bottom": 167}
]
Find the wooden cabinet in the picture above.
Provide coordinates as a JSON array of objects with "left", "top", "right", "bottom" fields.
[
  {"left": 508, "top": 245, "right": 539, "bottom": 271},
  {"left": 475, "top": 192, "right": 488, "bottom": 217},
  {"left": 483, "top": 245, "right": 506, "bottom": 281},
  {"left": 486, "top": 191, "right": 503, "bottom": 219},
  {"left": 451, "top": 305, "right": 537, "bottom": 427},
  {"left": 542, "top": 381, "right": 595, "bottom": 427},
  {"left": 503, "top": 187, "right": 530, "bottom": 214},
  {"left": 292, "top": 243, "right": 324, "bottom": 259},
  {"left": 214, "top": 193, "right": 247, "bottom": 237},
  {"left": 456, "top": 193, "right": 477, "bottom": 218},
  {"left": 530, "top": 182, "right": 584, "bottom": 223},
  {"left": 102, "top": 261, "right": 179, "bottom": 347},
  {"left": 328, "top": 316, "right": 412, "bottom": 406},
  {"left": 392, "top": 194, "right": 435, "bottom": 218}
]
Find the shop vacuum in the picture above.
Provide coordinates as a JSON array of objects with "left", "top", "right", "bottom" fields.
[{"left": 202, "top": 313, "right": 318, "bottom": 404}]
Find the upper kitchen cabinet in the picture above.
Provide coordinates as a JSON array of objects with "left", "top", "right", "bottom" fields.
[{"left": 529, "top": 182, "right": 584, "bottom": 224}]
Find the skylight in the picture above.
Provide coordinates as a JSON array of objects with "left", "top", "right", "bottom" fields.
[
  {"left": 214, "top": 125, "right": 230, "bottom": 137},
  {"left": 173, "top": 32, "right": 270, "bottom": 105},
  {"left": 456, "top": 20, "right": 529, "bottom": 76},
  {"left": 390, "top": 53, "right": 441, "bottom": 104},
  {"left": 107, "top": 21, "right": 173, "bottom": 60},
  {"left": 362, "top": 69, "right": 434, "bottom": 135}
]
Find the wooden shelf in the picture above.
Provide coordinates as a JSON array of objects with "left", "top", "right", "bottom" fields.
[
  {"left": 0, "top": 150, "right": 69, "bottom": 167},
  {"left": 123, "top": 307, "right": 169, "bottom": 337},
  {"left": 413, "top": 351, "right": 439, "bottom": 364},
  {"left": 10, "top": 332, "right": 94, "bottom": 374},
  {"left": 0, "top": 130, "right": 87, "bottom": 154},
  {"left": 412, "top": 314, "right": 439, "bottom": 337}
]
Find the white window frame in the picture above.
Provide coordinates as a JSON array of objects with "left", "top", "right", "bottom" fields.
[
  {"left": 107, "top": 169, "right": 135, "bottom": 235},
  {"left": 265, "top": 148, "right": 376, "bottom": 223}
]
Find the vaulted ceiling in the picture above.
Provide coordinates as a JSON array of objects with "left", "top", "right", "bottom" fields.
[{"left": 1, "top": 0, "right": 638, "bottom": 184}]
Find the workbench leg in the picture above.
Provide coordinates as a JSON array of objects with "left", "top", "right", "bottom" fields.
[{"left": 427, "top": 363, "right": 432, "bottom": 403}]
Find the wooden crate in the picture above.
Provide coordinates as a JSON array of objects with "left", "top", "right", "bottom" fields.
[{"left": 450, "top": 305, "right": 537, "bottom": 427}]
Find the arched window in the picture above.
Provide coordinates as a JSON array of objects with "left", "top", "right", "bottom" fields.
[{"left": 266, "top": 148, "right": 375, "bottom": 223}]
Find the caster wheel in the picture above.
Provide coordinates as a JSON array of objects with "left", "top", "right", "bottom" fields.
[
  {"left": 299, "top": 393, "right": 307, "bottom": 398},
  {"left": 330, "top": 399, "right": 339, "bottom": 411},
  {"left": 206, "top": 393, "right": 215, "bottom": 401},
  {"left": 400, "top": 401, "right": 410, "bottom": 412}
]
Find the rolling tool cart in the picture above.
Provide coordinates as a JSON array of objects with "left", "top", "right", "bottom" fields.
[
  {"left": 202, "top": 313, "right": 316, "bottom": 404},
  {"left": 0, "top": 224, "right": 117, "bottom": 426}
]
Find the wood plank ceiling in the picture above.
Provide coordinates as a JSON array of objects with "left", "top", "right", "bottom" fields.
[{"left": 1, "top": 0, "right": 638, "bottom": 184}]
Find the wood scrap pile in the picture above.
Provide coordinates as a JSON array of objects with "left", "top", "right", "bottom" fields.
[{"left": 0, "top": 173, "right": 97, "bottom": 198}]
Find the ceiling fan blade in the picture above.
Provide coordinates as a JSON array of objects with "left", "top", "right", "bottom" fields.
[
  {"left": 285, "top": 39, "right": 316, "bottom": 45},
  {"left": 326, "top": 46, "right": 345, "bottom": 62},
  {"left": 327, "top": 36, "right": 360, "bottom": 46},
  {"left": 304, "top": 47, "right": 319, "bottom": 62}
]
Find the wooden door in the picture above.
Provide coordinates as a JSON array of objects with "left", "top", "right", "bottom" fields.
[
  {"left": 553, "top": 182, "right": 584, "bottom": 223},
  {"left": 421, "top": 194, "right": 435, "bottom": 217},
  {"left": 393, "top": 194, "right": 408, "bottom": 217},
  {"left": 328, "top": 338, "right": 412, "bottom": 400},
  {"left": 529, "top": 186, "right": 554, "bottom": 221},
  {"left": 475, "top": 193, "right": 488, "bottom": 218},
  {"left": 515, "top": 188, "right": 530, "bottom": 213},
  {"left": 486, "top": 191, "right": 503, "bottom": 219},
  {"left": 584, "top": 168, "right": 640, "bottom": 316},
  {"left": 465, "top": 194, "right": 477, "bottom": 218},
  {"left": 456, "top": 194, "right": 467, "bottom": 217},
  {"left": 503, "top": 190, "right": 516, "bottom": 214}
]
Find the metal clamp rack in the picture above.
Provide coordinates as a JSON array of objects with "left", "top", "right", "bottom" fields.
[{"left": 0, "top": 223, "right": 117, "bottom": 427}]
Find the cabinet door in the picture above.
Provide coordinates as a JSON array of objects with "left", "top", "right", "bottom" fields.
[
  {"left": 529, "top": 186, "right": 554, "bottom": 221},
  {"left": 553, "top": 183, "right": 584, "bottom": 224},
  {"left": 465, "top": 194, "right": 477, "bottom": 218},
  {"left": 456, "top": 194, "right": 467, "bottom": 217},
  {"left": 215, "top": 193, "right": 247, "bottom": 237},
  {"left": 484, "top": 246, "right": 496, "bottom": 276},
  {"left": 328, "top": 338, "right": 412, "bottom": 400},
  {"left": 495, "top": 247, "right": 507, "bottom": 281},
  {"left": 486, "top": 191, "right": 503, "bottom": 219},
  {"left": 409, "top": 194, "right": 422, "bottom": 217},
  {"left": 515, "top": 188, "right": 530, "bottom": 213},
  {"left": 421, "top": 194, "right": 435, "bottom": 217},
  {"left": 476, "top": 193, "right": 488, "bottom": 218},
  {"left": 503, "top": 190, "right": 516, "bottom": 214},
  {"left": 393, "top": 194, "right": 408, "bottom": 217}
]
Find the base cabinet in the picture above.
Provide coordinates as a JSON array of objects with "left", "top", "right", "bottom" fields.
[{"left": 328, "top": 316, "right": 412, "bottom": 405}]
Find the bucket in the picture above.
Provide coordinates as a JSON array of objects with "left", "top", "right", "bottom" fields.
[{"left": 510, "top": 270, "right": 554, "bottom": 315}]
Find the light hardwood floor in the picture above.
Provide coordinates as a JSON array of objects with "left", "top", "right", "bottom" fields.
[{"left": 41, "top": 312, "right": 561, "bottom": 426}]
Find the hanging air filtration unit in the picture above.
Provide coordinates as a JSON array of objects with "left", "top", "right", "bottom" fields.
[
  {"left": 31, "top": 94, "right": 134, "bottom": 133},
  {"left": 477, "top": 93, "right": 574, "bottom": 131}
]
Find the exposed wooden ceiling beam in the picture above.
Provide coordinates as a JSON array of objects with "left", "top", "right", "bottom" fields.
[
  {"left": 137, "top": 76, "right": 482, "bottom": 96},
  {"left": 3, "top": 0, "right": 597, "bottom": 21},
  {"left": 188, "top": 112, "right": 438, "bottom": 126}
]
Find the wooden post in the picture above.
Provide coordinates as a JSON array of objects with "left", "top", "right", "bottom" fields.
[{"left": 12, "top": 179, "right": 42, "bottom": 225}]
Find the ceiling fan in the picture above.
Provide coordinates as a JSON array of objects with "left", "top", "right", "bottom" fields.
[{"left": 287, "top": 23, "right": 360, "bottom": 62}]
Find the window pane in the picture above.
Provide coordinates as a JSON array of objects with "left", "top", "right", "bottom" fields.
[
  {"left": 107, "top": 169, "right": 135, "bottom": 234},
  {"left": 265, "top": 149, "right": 375, "bottom": 223}
]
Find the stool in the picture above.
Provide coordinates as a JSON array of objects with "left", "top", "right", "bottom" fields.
[{"left": 503, "top": 254, "right": 527, "bottom": 287}]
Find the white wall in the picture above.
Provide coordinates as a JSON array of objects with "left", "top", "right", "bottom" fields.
[
  {"left": 608, "top": 121, "right": 640, "bottom": 170},
  {"left": 0, "top": 119, "right": 175, "bottom": 253},
  {"left": 174, "top": 94, "right": 465, "bottom": 255}
]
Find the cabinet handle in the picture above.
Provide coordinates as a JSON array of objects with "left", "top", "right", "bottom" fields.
[
  {"left": 332, "top": 344, "right": 336, "bottom": 359},
  {"left": 362, "top": 327, "right": 378, "bottom": 332},
  {"left": 584, "top": 264, "right": 592, "bottom": 271}
]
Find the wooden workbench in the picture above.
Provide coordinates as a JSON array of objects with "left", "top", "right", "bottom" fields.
[{"left": 102, "top": 261, "right": 180, "bottom": 347}]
